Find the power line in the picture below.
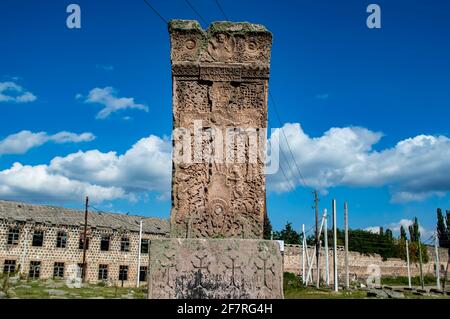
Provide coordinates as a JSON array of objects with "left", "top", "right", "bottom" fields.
[
  {"left": 269, "top": 90, "right": 309, "bottom": 189},
  {"left": 184, "top": 0, "right": 209, "bottom": 26},
  {"left": 214, "top": 0, "right": 229, "bottom": 20},
  {"left": 143, "top": 0, "right": 168, "bottom": 24}
]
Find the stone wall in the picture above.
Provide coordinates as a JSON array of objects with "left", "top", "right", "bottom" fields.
[
  {"left": 0, "top": 220, "right": 166, "bottom": 287},
  {"left": 284, "top": 244, "right": 450, "bottom": 283}
]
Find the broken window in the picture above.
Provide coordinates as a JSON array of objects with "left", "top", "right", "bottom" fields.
[
  {"left": 98, "top": 264, "right": 108, "bottom": 280},
  {"left": 120, "top": 237, "right": 130, "bottom": 252},
  {"left": 100, "top": 235, "right": 110, "bottom": 251},
  {"left": 139, "top": 266, "right": 148, "bottom": 282},
  {"left": 141, "top": 239, "right": 149, "bottom": 254},
  {"left": 32, "top": 230, "right": 44, "bottom": 247},
  {"left": 56, "top": 231, "right": 67, "bottom": 248},
  {"left": 53, "top": 262, "right": 65, "bottom": 279},
  {"left": 7, "top": 227, "right": 20, "bottom": 245},
  {"left": 79, "top": 235, "right": 89, "bottom": 250},
  {"left": 29, "top": 261, "right": 41, "bottom": 279},
  {"left": 118, "top": 265, "right": 128, "bottom": 281},
  {"left": 3, "top": 260, "right": 16, "bottom": 274}
]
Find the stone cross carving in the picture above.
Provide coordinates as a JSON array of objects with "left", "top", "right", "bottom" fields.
[{"left": 169, "top": 20, "right": 273, "bottom": 239}]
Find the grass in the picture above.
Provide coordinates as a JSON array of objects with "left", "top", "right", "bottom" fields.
[
  {"left": 283, "top": 272, "right": 450, "bottom": 299},
  {"left": 0, "top": 274, "right": 147, "bottom": 299}
]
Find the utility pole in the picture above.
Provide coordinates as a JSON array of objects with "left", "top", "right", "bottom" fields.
[
  {"left": 82, "top": 196, "right": 89, "bottom": 283},
  {"left": 332, "top": 199, "right": 338, "bottom": 292},
  {"left": 136, "top": 220, "right": 143, "bottom": 288},
  {"left": 302, "top": 224, "right": 306, "bottom": 284},
  {"left": 314, "top": 190, "right": 320, "bottom": 288},
  {"left": 344, "top": 202, "right": 349, "bottom": 289},
  {"left": 406, "top": 240, "right": 412, "bottom": 289},
  {"left": 323, "top": 209, "right": 329, "bottom": 286},
  {"left": 435, "top": 231, "right": 441, "bottom": 290}
]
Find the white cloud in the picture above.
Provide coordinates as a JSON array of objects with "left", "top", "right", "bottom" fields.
[
  {"left": 0, "top": 131, "right": 95, "bottom": 156},
  {"left": 364, "top": 226, "right": 381, "bottom": 234},
  {"left": 82, "top": 87, "right": 148, "bottom": 119},
  {"left": 267, "top": 123, "right": 450, "bottom": 202},
  {"left": 386, "top": 219, "right": 430, "bottom": 239},
  {"left": 0, "top": 135, "right": 171, "bottom": 204},
  {"left": 0, "top": 81, "right": 37, "bottom": 103},
  {"left": 0, "top": 163, "right": 125, "bottom": 204},
  {"left": 2, "top": 122, "right": 450, "bottom": 206}
]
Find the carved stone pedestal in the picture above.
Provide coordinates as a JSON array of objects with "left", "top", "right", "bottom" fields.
[{"left": 148, "top": 238, "right": 283, "bottom": 299}]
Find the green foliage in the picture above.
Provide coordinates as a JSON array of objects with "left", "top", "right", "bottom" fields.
[
  {"left": 400, "top": 226, "right": 407, "bottom": 241},
  {"left": 273, "top": 222, "right": 301, "bottom": 244},
  {"left": 381, "top": 275, "right": 436, "bottom": 286},
  {"left": 437, "top": 208, "right": 450, "bottom": 248},
  {"left": 263, "top": 209, "right": 273, "bottom": 240},
  {"left": 408, "top": 217, "right": 421, "bottom": 242}
]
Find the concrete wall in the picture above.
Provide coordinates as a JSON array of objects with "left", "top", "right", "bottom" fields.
[
  {"left": 0, "top": 220, "right": 165, "bottom": 287},
  {"left": 284, "top": 244, "right": 450, "bottom": 284}
]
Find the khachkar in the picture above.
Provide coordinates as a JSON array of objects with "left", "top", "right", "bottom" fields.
[
  {"left": 169, "top": 20, "right": 271, "bottom": 239},
  {"left": 148, "top": 20, "right": 283, "bottom": 299}
]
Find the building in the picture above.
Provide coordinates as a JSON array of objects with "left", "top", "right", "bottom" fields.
[{"left": 0, "top": 200, "right": 169, "bottom": 287}]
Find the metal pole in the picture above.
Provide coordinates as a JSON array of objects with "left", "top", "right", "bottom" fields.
[
  {"left": 82, "top": 196, "right": 89, "bottom": 283},
  {"left": 314, "top": 190, "right": 320, "bottom": 288},
  {"left": 344, "top": 202, "right": 349, "bottom": 289},
  {"left": 435, "top": 231, "right": 441, "bottom": 290},
  {"left": 136, "top": 220, "right": 143, "bottom": 288},
  {"left": 406, "top": 240, "right": 412, "bottom": 288},
  {"left": 302, "top": 224, "right": 306, "bottom": 284},
  {"left": 332, "top": 199, "right": 338, "bottom": 292},
  {"left": 323, "top": 209, "right": 329, "bottom": 286}
]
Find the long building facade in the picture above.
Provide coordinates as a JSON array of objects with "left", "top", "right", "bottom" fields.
[{"left": 0, "top": 200, "right": 169, "bottom": 287}]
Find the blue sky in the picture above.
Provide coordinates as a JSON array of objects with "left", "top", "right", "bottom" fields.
[{"left": 0, "top": 0, "right": 449, "bottom": 239}]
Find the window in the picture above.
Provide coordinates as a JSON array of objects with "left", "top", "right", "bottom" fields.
[
  {"left": 29, "top": 261, "right": 41, "bottom": 279},
  {"left": 118, "top": 265, "right": 128, "bottom": 281},
  {"left": 139, "top": 266, "right": 148, "bottom": 282},
  {"left": 141, "top": 239, "right": 149, "bottom": 254},
  {"left": 98, "top": 264, "right": 108, "bottom": 280},
  {"left": 79, "top": 236, "right": 89, "bottom": 250},
  {"left": 7, "top": 227, "right": 20, "bottom": 245},
  {"left": 3, "top": 260, "right": 16, "bottom": 274},
  {"left": 56, "top": 231, "right": 67, "bottom": 248},
  {"left": 53, "top": 262, "right": 65, "bottom": 279},
  {"left": 32, "top": 230, "right": 44, "bottom": 247},
  {"left": 100, "top": 236, "right": 110, "bottom": 251},
  {"left": 120, "top": 237, "right": 130, "bottom": 252}
]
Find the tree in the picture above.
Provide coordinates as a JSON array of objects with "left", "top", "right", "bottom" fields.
[
  {"left": 408, "top": 217, "right": 420, "bottom": 242},
  {"left": 263, "top": 210, "right": 273, "bottom": 240},
  {"left": 385, "top": 229, "right": 393, "bottom": 241},
  {"left": 437, "top": 208, "right": 449, "bottom": 248},
  {"left": 274, "top": 222, "right": 300, "bottom": 244},
  {"left": 400, "top": 225, "right": 407, "bottom": 241}
]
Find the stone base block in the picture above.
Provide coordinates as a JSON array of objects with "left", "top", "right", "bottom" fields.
[{"left": 148, "top": 238, "right": 283, "bottom": 299}]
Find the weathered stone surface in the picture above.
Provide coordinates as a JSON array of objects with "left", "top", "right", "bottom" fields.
[
  {"left": 169, "top": 20, "right": 272, "bottom": 239},
  {"left": 148, "top": 238, "right": 283, "bottom": 299}
]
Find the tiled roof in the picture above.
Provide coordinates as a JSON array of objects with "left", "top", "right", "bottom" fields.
[{"left": 0, "top": 200, "right": 169, "bottom": 236}]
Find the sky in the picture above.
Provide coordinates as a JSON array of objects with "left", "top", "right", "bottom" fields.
[{"left": 0, "top": 0, "right": 449, "bottom": 241}]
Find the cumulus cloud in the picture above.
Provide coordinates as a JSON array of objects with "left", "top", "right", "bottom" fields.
[
  {"left": 2, "top": 122, "right": 450, "bottom": 205},
  {"left": 0, "top": 163, "right": 125, "bottom": 204},
  {"left": 386, "top": 219, "right": 430, "bottom": 239},
  {"left": 0, "top": 131, "right": 95, "bottom": 155},
  {"left": 81, "top": 87, "right": 148, "bottom": 119},
  {"left": 0, "top": 81, "right": 37, "bottom": 103},
  {"left": 267, "top": 123, "right": 450, "bottom": 202},
  {"left": 364, "top": 226, "right": 381, "bottom": 234},
  {"left": 0, "top": 135, "right": 171, "bottom": 204}
]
